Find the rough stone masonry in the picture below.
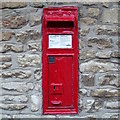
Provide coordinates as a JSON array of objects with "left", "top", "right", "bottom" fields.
[{"left": 0, "top": 1, "right": 119, "bottom": 119}]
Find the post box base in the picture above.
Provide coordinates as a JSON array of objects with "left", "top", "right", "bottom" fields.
[{"left": 43, "top": 109, "right": 78, "bottom": 115}]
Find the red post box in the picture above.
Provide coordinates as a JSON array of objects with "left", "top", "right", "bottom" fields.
[{"left": 42, "top": 6, "right": 78, "bottom": 114}]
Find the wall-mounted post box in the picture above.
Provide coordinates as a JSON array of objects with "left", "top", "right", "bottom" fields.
[{"left": 42, "top": 6, "right": 78, "bottom": 114}]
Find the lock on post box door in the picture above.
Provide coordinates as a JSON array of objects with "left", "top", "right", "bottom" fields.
[
  {"left": 42, "top": 7, "right": 78, "bottom": 114},
  {"left": 50, "top": 83, "right": 63, "bottom": 95}
]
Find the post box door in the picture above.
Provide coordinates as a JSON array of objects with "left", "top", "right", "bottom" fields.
[{"left": 48, "top": 56, "right": 73, "bottom": 107}]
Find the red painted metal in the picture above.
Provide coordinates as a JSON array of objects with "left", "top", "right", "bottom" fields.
[{"left": 42, "top": 6, "right": 78, "bottom": 114}]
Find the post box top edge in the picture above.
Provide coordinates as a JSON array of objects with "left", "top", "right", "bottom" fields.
[{"left": 43, "top": 6, "right": 78, "bottom": 11}]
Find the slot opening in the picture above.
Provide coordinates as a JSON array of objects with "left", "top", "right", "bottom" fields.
[{"left": 47, "top": 21, "right": 74, "bottom": 28}]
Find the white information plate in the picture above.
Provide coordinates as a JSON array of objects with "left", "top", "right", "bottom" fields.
[{"left": 49, "top": 35, "right": 72, "bottom": 48}]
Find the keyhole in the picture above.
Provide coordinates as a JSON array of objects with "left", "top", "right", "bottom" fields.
[{"left": 54, "top": 86, "right": 55, "bottom": 90}]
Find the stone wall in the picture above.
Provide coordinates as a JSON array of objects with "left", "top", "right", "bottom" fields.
[{"left": 0, "top": 2, "right": 119, "bottom": 119}]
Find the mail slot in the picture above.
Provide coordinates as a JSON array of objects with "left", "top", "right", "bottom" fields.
[{"left": 42, "top": 7, "right": 78, "bottom": 114}]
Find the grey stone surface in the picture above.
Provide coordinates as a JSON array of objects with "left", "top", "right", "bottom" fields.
[
  {"left": 2, "top": 15, "right": 27, "bottom": 29},
  {"left": 79, "top": 27, "right": 90, "bottom": 36},
  {"left": 16, "top": 30, "right": 40, "bottom": 43},
  {"left": 30, "top": 2, "right": 44, "bottom": 8},
  {"left": 80, "top": 60, "right": 118, "bottom": 73},
  {"left": 96, "top": 50, "right": 112, "bottom": 58},
  {"left": 12, "top": 114, "right": 56, "bottom": 118},
  {"left": 87, "top": 37, "right": 113, "bottom": 49},
  {"left": 1, "top": 69, "right": 32, "bottom": 79},
  {"left": 1, "top": 9, "right": 16, "bottom": 18},
  {"left": 17, "top": 54, "right": 41, "bottom": 67},
  {"left": 0, "top": 2, "right": 119, "bottom": 119},
  {"left": 0, "top": 55, "right": 11, "bottom": 62},
  {"left": 79, "top": 39, "right": 84, "bottom": 49},
  {"left": 27, "top": 42, "right": 41, "bottom": 52},
  {"left": 2, "top": 82, "right": 34, "bottom": 92},
  {"left": 79, "top": 89, "right": 87, "bottom": 96},
  {"left": 0, "top": 31, "right": 14, "bottom": 41},
  {"left": 102, "top": 8, "right": 118, "bottom": 24},
  {"left": 81, "top": 74, "right": 94, "bottom": 86},
  {"left": 111, "top": 51, "right": 120, "bottom": 58},
  {"left": 0, "top": 114, "right": 11, "bottom": 119},
  {"left": 105, "top": 101, "right": 120, "bottom": 109},
  {"left": 0, "top": 62, "right": 12, "bottom": 69},
  {"left": 102, "top": 2, "right": 109, "bottom": 8},
  {"left": 29, "top": 13, "right": 41, "bottom": 27},
  {"left": 95, "top": 25, "right": 118, "bottom": 36},
  {"left": 1, "top": 2, "right": 27, "bottom": 9},
  {"left": 102, "top": 113, "right": 119, "bottom": 118},
  {"left": 98, "top": 73, "right": 119, "bottom": 87},
  {"left": 0, "top": 95, "right": 28, "bottom": 103},
  {"left": 85, "top": 99, "right": 95, "bottom": 111},
  {"left": 79, "top": 49, "right": 95, "bottom": 60},
  {"left": 87, "top": 8, "right": 100, "bottom": 17},
  {"left": 116, "top": 40, "right": 120, "bottom": 48},
  {"left": 34, "top": 68, "right": 42, "bottom": 81},
  {"left": 91, "top": 88, "right": 119, "bottom": 97},
  {"left": 80, "top": 17, "right": 97, "bottom": 25},
  {"left": 30, "top": 94, "right": 40, "bottom": 112},
  {"left": 84, "top": 98, "right": 103, "bottom": 112},
  {"left": 79, "top": 114, "right": 97, "bottom": 118},
  {"left": 0, "top": 103, "right": 27, "bottom": 110},
  {"left": 0, "top": 44, "right": 23, "bottom": 53}
]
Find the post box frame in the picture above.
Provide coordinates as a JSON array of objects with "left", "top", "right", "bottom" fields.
[{"left": 42, "top": 6, "right": 78, "bottom": 114}]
